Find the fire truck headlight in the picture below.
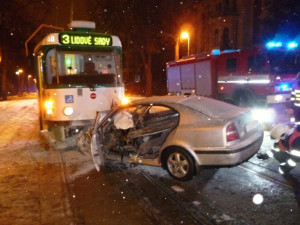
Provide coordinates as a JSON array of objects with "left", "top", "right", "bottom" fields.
[
  {"left": 275, "top": 95, "right": 283, "bottom": 102},
  {"left": 251, "top": 108, "right": 276, "bottom": 124},
  {"left": 45, "top": 100, "right": 54, "bottom": 115},
  {"left": 64, "top": 106, "right": 74, "bottom": 116}
]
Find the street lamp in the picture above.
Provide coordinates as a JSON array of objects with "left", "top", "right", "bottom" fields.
[
  {"left": 27, "top": 75, "right": 32, "bottom": 93},
  {"left": 15, "top": 69, "right": 23, "bottom": 75},
  {"left": 175, "top": 31, "right": 190, "bottom": 60},
  {"left": 180, "top": 31, "right": 190, "bottom": 56},
  {"left": 16, "top": 69, "right": 23, "bottom": 96}
]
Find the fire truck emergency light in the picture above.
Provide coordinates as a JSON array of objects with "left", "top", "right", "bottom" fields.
[
  {"left": 277, "top": 83, "right": 293, "bottom": 92},
  {"left": 266, "top": 42, "right": 282, "bottom": 48},
  {"left": 266, "top": 41, "right": 299, "bottom": 49},
  {"left": 288, "top": 42, "right": 298, "bottom": 49}
]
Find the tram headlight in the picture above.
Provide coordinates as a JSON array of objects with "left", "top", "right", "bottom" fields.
[
  {"left": 64, "top": 106, "right": 74, "bottom": 116},
  {"left": 45, "top": 100, "right": 54, "bottom": 115},
  {"left": 121, "top": 97, "right": 130, "bottom": 105}
]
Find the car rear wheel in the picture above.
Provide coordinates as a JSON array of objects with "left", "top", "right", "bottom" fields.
[{"left": 164, "top": 147, "right": 195, "bottom": 181}]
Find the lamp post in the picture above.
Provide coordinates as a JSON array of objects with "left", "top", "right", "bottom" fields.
[
  {"left": 27, "top": 74, "right": 32, "bottom": 93},
  {"left": 175, "top": 31, "right": 190, "bottom": 60},
  {"left": 180, "top": 31, "right": 190, "bottom": 56},
  {"left": 16, "top": 69, "right": 23, "bottom": 96}
]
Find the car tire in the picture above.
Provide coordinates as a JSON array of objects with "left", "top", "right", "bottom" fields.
[{"left": 163, "top": 147, "right": 195, "bottom": 181}]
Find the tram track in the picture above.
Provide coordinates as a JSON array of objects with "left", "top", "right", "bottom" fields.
[
  {"left": 85, "top": 160, "right": 227, "bottom": 225},
  {"left": 108, "top": 163, "right": 210, "bottom": 225},
  {"left": 129, "top": 157, "right": 300, "bottom": 225},
  {"left": 240, "top": 159, "right": 300, "bottom": 192},
  {"left": 135, "top": 166, "right": 248, "bottom": 225},
  {"left": 138, "top": 169, "right": 219, "bottom": 225},
  {"left": 58, "top": 136, "right": 300, "bottom": 225},
  {"left": 60, "top": 152, "right": 300, "bottom": 225}
]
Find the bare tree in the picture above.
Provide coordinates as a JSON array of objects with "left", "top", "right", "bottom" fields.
[
  {"left": 88, "top": 0, "right": 199, "bottom": 96},
  {"left": 0, "top": 0, "right": 53, "bottom": 99}
]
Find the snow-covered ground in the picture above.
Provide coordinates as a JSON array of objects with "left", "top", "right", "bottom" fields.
[{"left": 0, "top": 99, "right": 73, "bottom": 224}]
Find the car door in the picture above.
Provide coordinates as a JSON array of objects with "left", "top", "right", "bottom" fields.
[{"left": 90, "top": 105, "right": 144, "bottom": 170}]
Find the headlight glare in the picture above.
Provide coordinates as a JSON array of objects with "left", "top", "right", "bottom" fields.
[
  {"left": 267, "top": 151, "right": 274, "bottom": 158},
  {"left": 287, "top": 159, "right": 296, "bottom": 167},
  {"left": 121, "top": 97, "right": 130, "bottom": 105},
  {"left": 46, "top": 109, "right": 53, "bottom": 115},
  {"left": 290, "top": 149, "right": 300, "bottom": 157},
  {"left": 251, "top": 108, "right": 276, "bottom": 123},
  {"left": 275, "top": 95, "right": 283, "bottom": 102},
  {"left": 64, "top": 106, "right": 74, "bottom": 116},
  {"left": 45, "top": 100, "right": 54, "bottom": 115}
]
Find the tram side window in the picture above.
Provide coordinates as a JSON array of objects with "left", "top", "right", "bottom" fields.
[{"left": 46, "top": 49, "right": 57, "bottom": 85}]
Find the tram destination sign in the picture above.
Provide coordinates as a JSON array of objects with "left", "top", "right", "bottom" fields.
[{"left": 59, "top": 33, "right": 112, "bottom": 46}]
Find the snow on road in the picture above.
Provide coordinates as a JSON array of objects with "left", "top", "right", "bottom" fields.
[
  {"left": 0, "top": 99, "right": 72, "bottom": 225},
  {"left": 0, "top": 99, "right": 40, "bottom": 149}
]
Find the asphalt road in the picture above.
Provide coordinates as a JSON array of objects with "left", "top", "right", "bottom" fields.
[
  {"left": 60, "top": 130, "right": 300, "bottom": 225},
  {"left": 1, "top": 97, "right": 300, "bottom": 225}
]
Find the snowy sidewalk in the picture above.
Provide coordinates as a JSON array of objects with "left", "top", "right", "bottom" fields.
[{"left": 0, "top": 99, "right": 73, "bottom": 225}]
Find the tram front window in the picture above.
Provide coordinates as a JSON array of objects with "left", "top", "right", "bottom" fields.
[{"left": 45, "top": 49, "right": 122, "bottom": 86}]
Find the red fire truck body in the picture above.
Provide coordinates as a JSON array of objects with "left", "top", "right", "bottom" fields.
[{"left": 166, "top": 47, "right": 300, "bottom": 107}]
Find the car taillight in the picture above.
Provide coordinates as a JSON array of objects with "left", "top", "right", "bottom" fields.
[{"left": 226, "top": 122, "right": 239, "bottom": 142}]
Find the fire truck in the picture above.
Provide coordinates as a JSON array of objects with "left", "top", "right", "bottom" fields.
[{"left": 166, "top": 42, "right": 300, "bottom": 108}]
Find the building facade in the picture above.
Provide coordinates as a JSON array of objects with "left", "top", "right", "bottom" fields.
[{"left": 194, "top": 0, "right": 274, "bottom": 53}]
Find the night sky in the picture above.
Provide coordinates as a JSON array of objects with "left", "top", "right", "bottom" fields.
[{"left": 1, "top": 0, "right": 300, "bottom": 96}]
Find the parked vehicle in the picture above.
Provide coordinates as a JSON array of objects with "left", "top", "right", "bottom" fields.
[{"left": 90, "top": 95, "right": 264, "bottom": 181}]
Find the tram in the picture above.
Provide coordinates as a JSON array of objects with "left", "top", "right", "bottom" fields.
[{"left": 33, "top": 21, "right": 125, "bottom": 141}]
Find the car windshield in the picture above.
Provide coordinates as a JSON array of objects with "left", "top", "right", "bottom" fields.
[
  {"left": 267, "top": 50, "right": 300, "bottom": 74},
  {"left": 45, "top": 49, "right": 122, "bottom": 86}
]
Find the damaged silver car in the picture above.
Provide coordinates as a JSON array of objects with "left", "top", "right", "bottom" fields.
[{"left": 90, "top": 95, "right": 264, "bottom": 181}]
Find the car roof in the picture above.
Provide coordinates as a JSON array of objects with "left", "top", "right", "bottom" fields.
[
  {"left": 131, "top": 95, "right": 188, "bottom": 104},
  {"left": 129, "top": 95, "right": 247, "bottom": 119}
]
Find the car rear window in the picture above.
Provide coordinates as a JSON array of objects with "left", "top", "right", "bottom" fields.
[{"left": 179, "top": 96, "right": 245, "bottom": 118}]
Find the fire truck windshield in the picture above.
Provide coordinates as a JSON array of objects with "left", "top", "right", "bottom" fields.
[
  {"left": 45, "top": 49, "right": 122, "bottom": 86},
  {"left": 267, "top": 50, "right": 300, "bottom": 74}
]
